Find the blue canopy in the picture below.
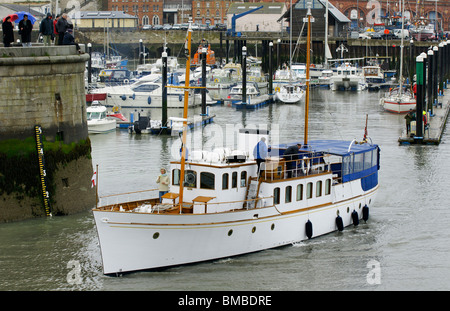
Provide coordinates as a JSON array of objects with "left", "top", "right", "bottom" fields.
[{"left": 270, "top": 140, "right": 378, "bottom": 157}]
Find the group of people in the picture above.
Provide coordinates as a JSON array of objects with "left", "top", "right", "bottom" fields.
[{"left": 2, "top": 12, "right": 77, "bottom": 48}]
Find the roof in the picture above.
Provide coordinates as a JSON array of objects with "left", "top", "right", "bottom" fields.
[
  {"left": 318, "top": 0, "right": 350, "bottom": 23},
  {"left": 71, "top": 11, "right": 138, "bottom": 20},
  {"left": 280, "top": 0, "right": 350, "bottom": 23},
  {"left": 0, "top": 4, "right": 45, "bottom": 18},
  {"left": 271, "top": 140, "right": 378, "bottom": 156},
  {"left": 227, "top": 2, "right": 285, "bottom": 15}
]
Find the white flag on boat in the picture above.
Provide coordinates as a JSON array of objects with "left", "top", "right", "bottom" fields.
[{"left": 91, "top": 171, "right": 96, "bottom": 188}]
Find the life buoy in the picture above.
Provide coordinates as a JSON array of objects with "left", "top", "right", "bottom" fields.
[
  {"left": 305, "top": 220, "right": 313, "bottom": 239},
  {"left": 214, "top": 78, "right": 219, "bottom": 83},
  {"left": 123, "top": 79, "right": 129, "bottom": 84},
  {"left": 352, "top": 210, "right": 359, "bottom": 226},
  {"left": 275, "top": 87, "right": 280, "bottom": 92},
  {"left": 362, "top": 205, "right": 369, "bottom": 222},
  {"left": 336, "top": 215, "right": 344, "bottom": 231},
  {"left": 112, "top": 106, "right": 119, "bottom": 113}
]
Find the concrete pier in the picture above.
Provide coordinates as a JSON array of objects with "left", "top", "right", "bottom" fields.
[{"left": 398, "top": 91, "right": 450, "bottom": 145}]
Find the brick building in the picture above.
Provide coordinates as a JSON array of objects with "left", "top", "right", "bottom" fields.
[{"left": 328, "top": 0, "right": 450, "bottom": 31}]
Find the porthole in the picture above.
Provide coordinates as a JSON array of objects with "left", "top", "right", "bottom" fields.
[
  {"left": 271, "top": 223, "right": 275, "bottom": 230},
  {"left": 228, "top": 229, "right": 233, "bottom": 236},
  {"left": 252, "top": 226, "right": 256, "bottom": 233},
  {"left": 347, "top": 207, "right": 350, "bottom": 213},
  {"left": 153, "top": 232, "right": 160, "bottom": 239},
  {"left": 359, "top": 203, "right": 362, "bottom": 209}
]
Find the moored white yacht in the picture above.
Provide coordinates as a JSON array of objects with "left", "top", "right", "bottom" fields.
[{"left": 330, "top": 62, "right": 367, "bottom": 91}]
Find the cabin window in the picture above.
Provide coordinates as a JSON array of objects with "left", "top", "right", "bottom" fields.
[
  {"left": 354, "top": 153, "right": 364, "bottom": 173},
  {"left": 316, "top": 180, "right": 322, "bottom": 197},
  {"left": 200, "top": 172, "right": 215, "bottom": 190},
  {"left": 132, "top": 84, "right": 160, "bottom": 92},
  {"left": 184, "top": 170, "right": 197, "bottom": 188},
  {"left": 343, "top": 155, "right": 353, "bottom": 175},
  {"left": 172, "top": 169, "right": 180, "bottom": 185},
  {"left": 325, "top": 179, "right": 331, "bottom": 195},
  {"left": 364, "top": 150, "right": 373, "bottom": 170},
  {"left": 274, "top": 187, "right": 280, "bottom": 205},
  {"left": 232, "top": 172, "right": 238, "bottom": 188},
  {"left": 222, "top": 173, "right": 229, "bottom": 190},
  {"left": 240, "top": 171, "right": 247, "bottom": 187},
  {"left": 296, "top": 184, "right": 303, "bottom": 201},
  {"left": 285, "top": 186, "right": 292, "bottom": 203},
  {"left": 306, "top": 182, "right": 313, "bottom": 199}
]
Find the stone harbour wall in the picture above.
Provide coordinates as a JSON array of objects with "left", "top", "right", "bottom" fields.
[{"left": 0, "top": 46, "right": 96, "bottom": 222}]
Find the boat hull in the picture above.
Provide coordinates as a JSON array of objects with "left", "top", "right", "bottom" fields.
[
  {"left": 93, "top": 185, "right": 377, "bottom": 274},
  {"left": 88, "top": 120, "right": 116, "bottom": 134},
  {"left": 382, "top": 98, "right": 416, "bottom": 114}
]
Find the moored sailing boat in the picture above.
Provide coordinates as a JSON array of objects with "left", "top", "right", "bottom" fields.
[
  {"left": 93, "top": 14, "right": 381, "bottom": 275},
  {"left": 381, "top": 0, "right": 416, "bottom": 113}
]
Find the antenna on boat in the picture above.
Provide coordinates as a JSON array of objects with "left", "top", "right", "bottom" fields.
[{"left": 304, "top": 1, "right": 313, "bottom": 146}]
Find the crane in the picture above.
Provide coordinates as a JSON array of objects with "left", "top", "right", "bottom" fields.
[{"left": 227, "top": 6, "right": 264, "bottom": 37}]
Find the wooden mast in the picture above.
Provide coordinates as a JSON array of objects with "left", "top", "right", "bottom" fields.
[
  {"left": 178, "top": 23, "right": 193, "bottom": 214},
  {"left": 304, "top": 4, "right": 312, "bottom": 146}
]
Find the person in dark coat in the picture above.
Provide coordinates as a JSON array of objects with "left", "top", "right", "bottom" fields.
[
  {"left": 283, "top": 143, "right": 302, "bottom": 178},
  {"left": 56, "top": 13, "right": 68, "bottom": 45},
  {"left": 62, "top": 28, "right": 80, "bottom": 51},
  {"left": 2, "top": 16, "right": 14, "bottom": 47},
  {"left": 39, "top": 13, "right": 53, "bottom": 46},
  {"left": 18, "top": 14, "right": 33, "bottom": 46}
]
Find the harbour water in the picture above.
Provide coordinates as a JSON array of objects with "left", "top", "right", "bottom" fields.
[{"left": 1, "top": 88, "right": 450, "bottom": 291}]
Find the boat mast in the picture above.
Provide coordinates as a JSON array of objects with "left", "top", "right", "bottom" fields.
[
  {"left": 178, "top": 23, "right": 193, "bottom": 214},
  {"left": 324, "top": 0, "right": 329, "bottom": 67},
  {"left": 398, "top": 0, "right": 405, "bottom": 97},
  {"left": 304, "top": 3, "right": 312, "bottom": 146}
]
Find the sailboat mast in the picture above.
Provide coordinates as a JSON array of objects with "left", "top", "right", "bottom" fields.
[
  {"left": 178, "top": 25, "right": 193, "bottom": 214},
  {"left": 304, "top": 6, "right": 312, "bottom": 146},
  {"left": 399, "top": 0, "right": 405, "bottom": 96},
  {"left": 324, "top": 0, "right": 329, "bottom": 67}
]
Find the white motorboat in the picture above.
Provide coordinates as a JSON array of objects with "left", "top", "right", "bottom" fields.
[
  {"left": 92, "top": 17, "right": 380, "bottom": 275},
  {"left": 330, "top": 62, "right": 367, "bottom": 91},
  {"left": 318, "top": 69, "right": 334, "bottom": 87},
  {"left": 87, "top": 102, "right": 116, "bottom": 134},
  {"left": 90, "top": 73, "right": 217, "bottom": 113},
  {"left": 274, "top": 84, "right": 304, "bottom": 104}
]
